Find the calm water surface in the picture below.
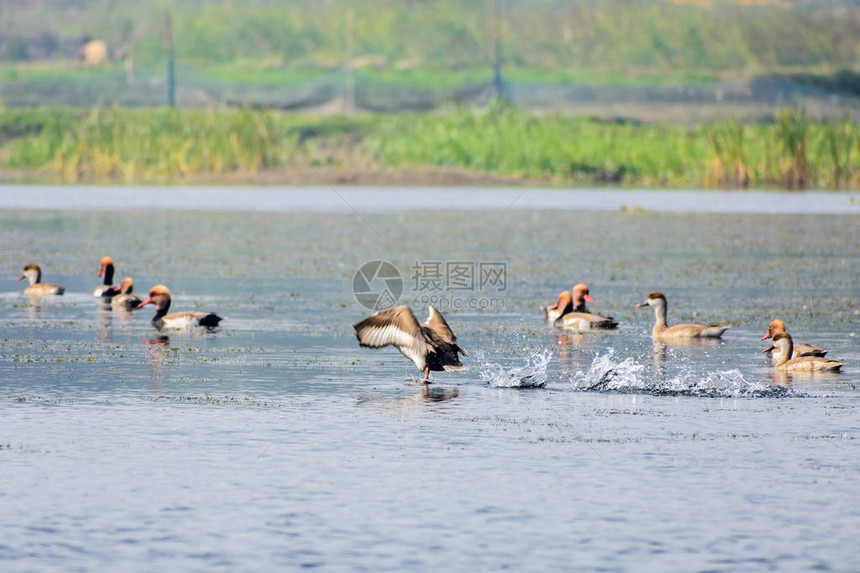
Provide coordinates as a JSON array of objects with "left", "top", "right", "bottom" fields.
[{"left": 1, "top": 187, "right": 858, "bottom": 572}]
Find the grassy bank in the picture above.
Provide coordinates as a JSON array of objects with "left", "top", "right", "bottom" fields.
[
  {"left": 5, "top": 1, "right": 859, "bottom": 77},
  {"left": 0, "top": 107, "right": 857, "bottom": 189}
]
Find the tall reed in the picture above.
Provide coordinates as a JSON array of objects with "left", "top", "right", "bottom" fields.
[
  {"left": 775, "top": 105, "right": 809, "bottom": 190},
  {"left": 706, "top": 120, "right": 748, "bottom": 188},
  {"left": 818, "top": 117, "right": 857, "bottom": 189},
  {"left": 5, "top": 108, "right": 285, "bottom": 182},
  {"left": 1, "top": 106, "right": 857, "bottom": 190}
]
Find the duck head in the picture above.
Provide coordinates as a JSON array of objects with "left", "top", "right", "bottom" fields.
[
  {"left": 572, "top": 283, "right": 594, "bottom": 307},
  {"left": 118, "top": 277, "right": 134, "bottom": 295},
  {"left": 636, "top": 291, "right": 666, "bottom": 310},
  {"left": 98, "top": 256, "right": 115, "bottom": 284},
  {"left": 550, "top": 290, "right": 573, "bottom": 313},
  {"left": 17, "top": 263, "right": 42, "bottom": 286},
  {"left": 763, "top": 332, "right": 793, "bottom": 364},
  {"left": 138, "top": 284, "right": 172, "bottom": 313},
  {"left": 760, "top": 319, "right": 786, "bottom": 341}
]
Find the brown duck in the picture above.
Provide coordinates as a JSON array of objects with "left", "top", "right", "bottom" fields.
[
  {"left": 761, "top": 320, "right": 827, "bottom": 363},
  {"left": 354, "top": 305, "right": 467, "bottom": 382},
  {"left": 138, "top": 285, "right": 223, "bottom": 329},
  {"left": 636, "top": 292, "right": 729, "bottom": 339},
  {"left": 764, "top": 332, "right": 843, "bottom": 373},
  {"left": 94, "top": 256, "right": 121, "bottom": 297},
  {"left": 111, "top": 278, "right": 142, "bottom": 311},
  {"left": 549, "top": 284, "right": 618, "bottom": 331},
  {"left": 17, "top": 263, "right": 64, "bottom": 296}
]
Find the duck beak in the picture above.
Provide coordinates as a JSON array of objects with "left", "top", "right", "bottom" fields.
[
  {"left": 635, "top": 301, "right": 648, "bottom": 308},
  {"left": 97, "top": 268, "right": 104, "bottom": 278},
  {"left": 138, "top": 296, "right": 152, "bottom": 308},
  {"left": 762, "top": 345, "right": 775, "bottom": 353},
  {"left": 16, "top": 275, "right": 24, "bottom": 282},
  {"left": 584, "top": 294, "right": 594, "bottom": 304},
  {"left": 760, "top": 333, "right": 771, "bottom": 341}
]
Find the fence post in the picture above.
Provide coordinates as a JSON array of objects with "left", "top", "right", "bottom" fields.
[
  {"left": 345, "top": 9, "right": 355, "bottom": 114},
  {"left": 487, "top": 0, "right": 504, "bottom": 103},
  {"left": 165, "top": 8, "right": 176, "bottom": 108}
]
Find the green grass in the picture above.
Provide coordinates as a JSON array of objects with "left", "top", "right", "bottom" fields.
[
  {"left": 4, "top": 1, "right": 860, "bottom": 82},
  {"left": 0, "top": 64, "right": 122, "bottom": 83},
  {"left": 186, "top": 65, "right": 333, "bottom": 87},
  {"left": 1, "top": 107, "right": 857, "bottom": 189},
  {"left": 0, "top": 63, "right": 167, "bottom": 84},
  {"left": 500, "top": 68, "right": 717, "bottom": 87},
  {"left": 366, "top": 110, "right": 707, "bottom": 186},
  {"left": 0, "top": 61, "right": 715, "bottom": 92}
]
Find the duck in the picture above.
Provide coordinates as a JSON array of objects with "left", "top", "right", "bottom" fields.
[
  {"left": 17, "top": 263, "right": 64, "bottom": 296},
  {"left": 636, "top": 291, "right": 729, "bottom": 339},
  {"left": 542, "top": 284, "right": 618, "bottom": 329},
  {"left": 760, "top": 319, "right": 827, "bottom": 363},
  {"left": 111, "top": 277, "right": 142, "bottom": 311},
  {"left": 764, "top": 332, "right": 843, "bottom": 373},
  {"left": 354, "top": 305, "right": 467, "bottom": 383},
  {"left": 138, "top": 285, "right": 224, "bottom": 329},
  {"left": 94, "top": 256, "right": 121, "bottom": 297},
  {"left": 542, "top": 283, "right": 592, "bottom": 323},
  {"left": 550, "top": 285, "right": 619, "bottom": 331}
]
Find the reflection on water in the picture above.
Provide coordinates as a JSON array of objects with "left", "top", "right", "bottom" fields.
[
  {"left": 768, "top": 368, "right": 846, "bottom": 387},
  {"left": 423, "top": 385, "right": 460, "bottom": 401},
  {"left": 357, "top": 385, "right": 460, "bottom": 421},
  {"left": 647, "top": 337, "right": 726, "bottom": 370},
  {"left": 24, "top": 298, "right": 41, "bottom": 321},
  {"left": 0, "top": 201, "right": 858, "bottom": 572},
  {"left": 551, "top": 332, "right": 602, "bottom": 374},
  {"left": 143, "top": 335, "right": 171, "bottom": 390}
]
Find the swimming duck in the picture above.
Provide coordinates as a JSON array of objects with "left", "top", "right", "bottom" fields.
[
  {"left": 760, "top": 319, "right": 827, "bottom": 363},
  {"left": 542, "top": 283, "right": 593, "bottom": 323},
  {"left": 354, "top": 305, "right": 467, "bottom": 383},
  {"left": 93, "top": 256, "right": 121, "bottom": 297},
  {"left": 111, "top": 278, "right": 142, "bottom": 311},
  {"left": 764, "top": 332, "right": 843, "bottom": 372},
  {"left": 17, "top": 263, "right": 64, "bottom": 296},
  {"left": 138, "top": 285, "right": 223, "bottom": 329},
  {"left": 543, "top": 284, "right": 619, "bottom": 329},
  {"left": 552, "top": 287, "right": 618, "bottom": 331},
  {"left": 636, "top": 291, "right": 729, "bottom": 339}
]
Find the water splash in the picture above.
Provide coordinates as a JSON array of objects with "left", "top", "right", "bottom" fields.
[
  {"left": 572, "top": 349, "right": 793, "bottom": 398},
  {"left": 478, "top": 349, "right": 552, "bottom": 388},
  {"left": 572, "top": 348, "right": 645, "bottom": 392}
]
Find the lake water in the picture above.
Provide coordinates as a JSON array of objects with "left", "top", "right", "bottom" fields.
[{"left": 1, "top": 186, "right": 858, "bottom": 572}]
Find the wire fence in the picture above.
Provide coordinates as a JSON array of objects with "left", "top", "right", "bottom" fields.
[{"left": 2, "top": 63, "right": 859, "bottom": 118}]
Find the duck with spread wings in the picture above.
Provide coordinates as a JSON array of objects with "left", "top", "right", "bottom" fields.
[{"left": 353, "top": 305, "right": 467, "bottom": 383}]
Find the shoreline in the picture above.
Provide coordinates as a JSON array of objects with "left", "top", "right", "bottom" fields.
[
  {"left": 2, "top": 166, "right": 858, "bottom": 193},
  {"left": 1, "top": 185, "right": 857, "bottom": 215},
  {"left": 0, "top": 166, "right": 556, "bottom": 188}
]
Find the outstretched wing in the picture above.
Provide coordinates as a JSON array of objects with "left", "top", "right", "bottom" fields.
[
  {"left": 423, "top": 306, "right": 457, "bottom": 344},
  {"left": 354, "top": 306, "right": 428, "bottom": 369},
  {"left": 423, "top": 305, "right": 468, "bottom": 358}
]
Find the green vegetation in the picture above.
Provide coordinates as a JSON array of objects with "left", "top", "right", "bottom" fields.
[
  {"left": 1, "top": 107, "right": 856, "bottom": 189},
  {"left": 2, "top": 1, "right": 859, "bottom": 84},
  {"left": 2, "top": 108, "right": 289, "bottom": 181},
  {"left": 0, "top": 62, "right": 715, "bottom": 92},
  {"left": 369, "top": 107, "right": 858, "bottom": 189}
]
